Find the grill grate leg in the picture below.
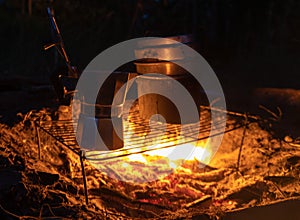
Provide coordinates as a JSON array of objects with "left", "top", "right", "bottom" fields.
[
  {"left": 80, "top": 150, "right": 89, "bottom": 205},
  {"left": 35, "top": 123, "right": 41, "bottom": 160}
]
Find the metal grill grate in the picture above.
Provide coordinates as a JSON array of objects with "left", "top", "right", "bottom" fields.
[{"left": 36, "top": 106, "right": 253, "bottom": 161}]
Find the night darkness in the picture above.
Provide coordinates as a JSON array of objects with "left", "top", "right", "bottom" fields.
[
  {"left": 1, "top": 0, "right": 300, "bottom": 86},
  {"left": 0, "top": 0, "right": 299, "bottom": 121}
]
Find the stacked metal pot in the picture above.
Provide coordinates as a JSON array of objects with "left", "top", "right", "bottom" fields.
[{"left": 134, "top": 34, "right": 204, "bottom": 124}]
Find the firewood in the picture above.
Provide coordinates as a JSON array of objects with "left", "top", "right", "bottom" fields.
[
  {"left": 176, "top": 168, "right": 226, "bottom": 182},
  {"left": 184, "top": 195, "right": 212, "bottom": 209}
]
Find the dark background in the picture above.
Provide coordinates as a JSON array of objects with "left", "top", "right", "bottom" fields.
[
  {"left": 0, "top": 0, "right": 300, "bottom": 119},
  {"left": 1, "top": 0, "right": 300, "bottom": 87}
]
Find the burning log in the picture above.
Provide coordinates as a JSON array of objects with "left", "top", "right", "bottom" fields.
[{"left": 174, "top": 168, "right": 226, "bottom": 182}]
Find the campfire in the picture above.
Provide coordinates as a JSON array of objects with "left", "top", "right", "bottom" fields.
[
  {"left": 84, "top": 103, "right": 221, "bottom": 209},
  {"left": 32, "top": 32, "right": 300, "bottom": 218},
  {"left": 32, "top": 98, "right": 300, "bottom": 219}
]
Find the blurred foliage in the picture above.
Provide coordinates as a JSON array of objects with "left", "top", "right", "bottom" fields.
[{"left": 0, "top": 0, "right": 300, "bottom": 87}]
